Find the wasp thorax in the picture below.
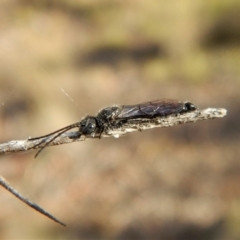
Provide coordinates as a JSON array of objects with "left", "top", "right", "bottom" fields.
[{"left": 97, "top": 106, "right": 121, "bottom": 120}]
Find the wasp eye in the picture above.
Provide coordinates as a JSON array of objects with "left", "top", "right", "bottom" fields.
[{"left": 80, "top": 117, "right": 97, "bottom": 135}]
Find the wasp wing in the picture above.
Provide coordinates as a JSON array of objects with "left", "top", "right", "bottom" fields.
[{"left": 116, "top": 99, "right": 185, "bottom": 119}]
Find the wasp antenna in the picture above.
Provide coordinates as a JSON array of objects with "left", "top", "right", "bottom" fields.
[{"left": 33, "top": 123, "right": 81, "bottom": 158}]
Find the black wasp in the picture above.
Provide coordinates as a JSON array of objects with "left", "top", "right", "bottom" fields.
[{"left": 29, "top": 99, "right": 196, "bottom": 157}]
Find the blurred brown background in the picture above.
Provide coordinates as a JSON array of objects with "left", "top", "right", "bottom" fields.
[{"left": 0, "top": 0, "right": 239, "bottom": 239}]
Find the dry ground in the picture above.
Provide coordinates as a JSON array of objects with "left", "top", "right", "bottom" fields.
[{"left": 0, "top": 0, "right": 240, "bottom": 239}]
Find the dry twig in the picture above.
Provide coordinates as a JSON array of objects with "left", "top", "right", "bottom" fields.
[
  {"left": 0, "top": 107, "right": 227, "bottom": 156},
  {"left": 0, "top": 107, "right": 227, "bottom": 226}
]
